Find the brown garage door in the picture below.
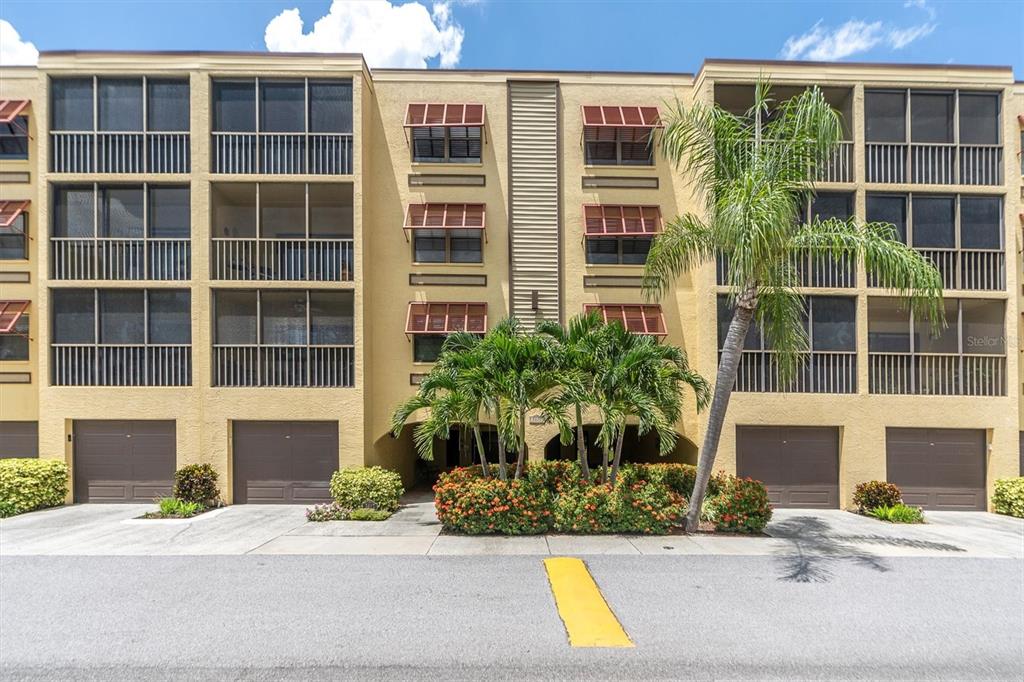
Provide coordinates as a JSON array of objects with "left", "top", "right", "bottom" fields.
[
  {"left": 736, "top": 426, "right": 840, "bottom": 508},
  {"left": 886, "top": 428, "right": 986, "bottom": 511},
  {"left": 232, "top": 421, "right": 337, "bottom": 504},
  {"left": 74, "top": 420, "right": 175, "bottom": 502}
]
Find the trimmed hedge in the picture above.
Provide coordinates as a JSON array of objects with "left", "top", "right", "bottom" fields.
[
  {"left": 0, "top": 459, "right": 69, "bottom": 517},
  {"left": 330, "top": 466, "right": 405, "bottom": 512},
  {"left": 992, "top": 477, "right": 1024, "bottom": 518},
  {"left": 173, "top": 464, "right": 220, "bottom": 506}
]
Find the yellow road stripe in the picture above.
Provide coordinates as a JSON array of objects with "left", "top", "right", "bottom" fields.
[{"left": 544, "top": 557, "right": 635, "bottom": 648}]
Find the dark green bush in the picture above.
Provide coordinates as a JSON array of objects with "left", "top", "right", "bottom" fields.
[
  {"left": 0, "top": 459, "right": 69, "bottom": 516},
  {"left": 706, "top": 476, "right": 772, "bottom": 533},
  {"left": 853, "top": 480, "right": 903, "bottom": 513},
  {"left": 172, "top": 464, "right": 220, "bottom": 506},
  {"left": 330, "top": 466, "right": 404, "bottom": 512}
]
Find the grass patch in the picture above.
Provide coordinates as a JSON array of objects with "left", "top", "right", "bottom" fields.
[{"left": 867, "top": 503, "right": 925, "bottom": 524}]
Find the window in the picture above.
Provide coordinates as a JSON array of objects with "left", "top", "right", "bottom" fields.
[
  {"left": 213, "top": 290, "right": 257, "bottom": 344},
  {"left": 51, "top": 290, "right": 95, "bottom": 344},
  {"left": 147, "top": 80, "right": 190, "bottom": 132},
  {"left": 584, "top": 127, "right": 653, "bottom": 166},
  {"left": 866, "top": 194, "right": 907, "bottom": 242},
  {"left": 261, "top": 291, "right": 307, "bottom": 344},
  {"left": 99, "top": 187, "right": 145, "bottom": 238},
  {"left": 910, "top": 92, "right": 953, "bottom": 144},
  {"left": 405, "top": 302, "right": 487, "bottom": 362},
  {"left": 865, "top": 91, "right": 906, "bottom": 143},
  {"left": 719, "top": 295, "right": 854, "bottom": 352},
  {"left": 910, "top": 196, "right": 955, "bottom": 248},
  {"left": 405, "top": 204, "right": 485, "bottom": 263},
  {"left": 585, "top": 237, "right": 652, "bottom": 265},
  {"left": 213, "top": 80, "right": 256, "bottom": 132},
  {"left": 148, "top": 187, "right": 191, "bottom": 238},
  {"left": 958, "top": 93, "right": 1000, "bottom": 145},
  {"left": 0, "top": 213, "right": 27, "bottom": 260},
  {"left": 0, "top": 116, "right": 28, "bottom": 159},
  {"left": 413, "top": 335, "right": 446, "bottom": 363},
  {"left": 98, "top": 290, "right": 145, "bottom": 344},
  {"left": 98, "top": 78, "right": 144, "bottom": 132},
  {"left": 583, "top": 205, "right": 659, "bottom": 265},
  {"left": 53, "top": 77, "right": 188, "bottom": 133},
  {"left": 213, "top": 290, "right": 353, "bottom": 346},
  {"left": 869, "top": 297, "right": 1005, "bottom": 356},
  {"left": 51, "top": 289, "right": 191, "bottom": 346},
  {"left": 53, "top": 184, "right": 190, "bottom": 239},
  {"left": 959, "top": 197, "right": 1002, "bottom": 249},
  {"left": 0, "top": 313, "right": 28, "bottom": 361},
  {"left": 411, "top": 126, "right": 482, "bottom": 163},
  {"left": 309, "top": 81, "right": 353, "bottom": 134},
  {"left": 148, "top": 291, "right": 191, "bottom": 344},
  {"left": 213, "top": 78, "right": 353, "bottom": 134},
  {"left": 867, "top": 193, "right": 1002, "bottom": 251},
  {"left": 867, "top": 298, "right": 910, "bottom": 353},
  {"left": 51, "top": 78, "right": 94, "bottom": 131}
]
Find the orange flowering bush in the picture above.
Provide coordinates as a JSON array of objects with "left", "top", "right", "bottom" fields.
[
  {"left": 434, "top": 467, "right": 553, "bottom": 535},
  {"left": 706, "top": 476, "right": 772, "bottom": 533},
  {"left": 552, "top": 478, "right": 685, "bottom": 534}
]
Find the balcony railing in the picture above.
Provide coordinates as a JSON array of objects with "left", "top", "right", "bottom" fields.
[
  {"left": 868, "top": 352, "right": 1006, "bottom": 396},
  {"left": 717, "top": 250, "right": 855, "bottom": 288},
  {"left": 815, "top": 141, "right": 853, "bottom": 183},
  {"left": 212, "top": 344, "right": 354, "bottom": 388},
  {"left": 50, "top": 132, "right": 191, "bottom": 174},
  {"left": 51, "top": 344, "right": 191, "bottom": 386},
  {"left": 916, "top": 248, "right": 1005, "bottom": 291},
  {"left": 728, "top": 350, "right": 857, "bottom": 394},
  {"left": 211, "top": 133, "right": 353, "bottom": 174},
  {"left": 50, "top": 238, "right": 191, "bottom": 280},
  {"left": 866, "top": 143, "right": 1003, "bottom": 186},
  {"left": 211, "top": 238, "right": 353, "bottom": 281}
]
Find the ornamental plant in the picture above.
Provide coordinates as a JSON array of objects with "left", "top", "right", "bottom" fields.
[
  {"left": 433, "top": 468, "right": 553, "bottom": 535},
  {"left": 853, "top": 481, "right": 903, "bottom": 513},
  {"left": 868, "top": 503, "right": 924, "bottom": 524},
  {"left": 330, "top": 466, "right": 404, "bottom": 512},
  {"left": 992, "top": 477, "right": 1024, "bottom": 518},
  {"left": 705, "top": 476, "right": 772, "bottom": 533},
  {"left": 172, "top": 463, "right": 220, "bottom": 506},
  {"left": 0, "top": 459, "right": 69, "bottom": 517},
  {"left": 306, "top": 502, "right": 350, "bottom": 522}
]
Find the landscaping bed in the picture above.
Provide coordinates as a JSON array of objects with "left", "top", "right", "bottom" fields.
[
  {"left": 850, "top": 481, "right": 925, "bottom": 524},
  {"left": 305, "top": 466, "right": 404, "bottom": 522},
  {"left": 139, "top": 464, "right": 222, "bottom": 520}
]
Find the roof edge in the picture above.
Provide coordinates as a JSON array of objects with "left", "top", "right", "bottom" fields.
[{"left": 701, "top": 57, "right": 1013, "bottom": 73}]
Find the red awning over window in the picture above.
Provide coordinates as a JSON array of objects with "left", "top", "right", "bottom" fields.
[
  {"left": 404, "top": 103, "right": 485, "bottom": 128},
  {"left": 0, "top": 301, "right": 29, "bottom": 334},
  {"left": 406, "top": 303, "right": 488, "bottom": 335},
  {"left": 583, "top": 205, "right": 661, "bottom": 237},
  {"left": 585, "top": 304, "right": 667, "bottom": 336},
  {"left": 0, "top": 100, "right": 29, "bottom": 124},
  {"left": 404, "top": 204, "right": 486, "bottom": 236},
  {"left": 581, "top": 105, "right": 660, "bottom": 128},
  {"left": 0, "top": 201, "right": 29, "bottom": 230}
]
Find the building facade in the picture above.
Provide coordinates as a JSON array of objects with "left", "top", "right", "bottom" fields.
[{"left": 0, "top": 52, "right": 1020, "bottom": 509}]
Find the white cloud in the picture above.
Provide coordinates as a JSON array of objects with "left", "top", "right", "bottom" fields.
[
  {"left": 888, "top": 22, "right": 936, "bottom": 49},
  {"left": 264, "top": 0, "right": 465, "bottom": 68},
  {"left": 904, "top": 0, "right": 937, "bottom": 21},
  {"left": 781, "top": 19, "right": 885, "bottom": 61},
  {"left": 0, "top": 20, "right": 39, "bottom": 66}
]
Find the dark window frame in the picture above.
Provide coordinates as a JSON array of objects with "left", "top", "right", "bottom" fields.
[
  {"left": 212, "top": 289, "right": 353, "bottom": 348},
  {"left": 411, "top": 228, "right": 483, "bottom": 264},
  {"left": 51, "top": 288, "right": 192, "bottom": 348},
  {"left": 212, "top": 77, "right": 354, "bottom": 135},
  {"left": 868, "top": 297, "right": 1006, "bottom": 357},
  {"left": 866, "top": 191, "right": 1003, "bottom": 252},
  {"left": 51, "top": 76, "right": 191, "bottom": 133},
  {"left": 0, "top": 116, "right": 29, "bottom": 159},
  {"left": 584, "top": 236, "right": 652, "bottom": 265},
  {"left": 864, "top": 88, "right": 1002, "bottom": 146},
  {"left": 0, "top": 313, "right": 29, "bottom": 361},
  {"left": 0, "top": 213, "right": 28, "bottom": 260},
  {"left": 410, "top": 125, "right": 483, "bottom": 164},
  {"left": 584, "top": 127, "right": 655, "bottom": 167}
]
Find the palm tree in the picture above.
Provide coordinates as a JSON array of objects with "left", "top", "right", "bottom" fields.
[{"left": 643, "top": 79, "right": 944, "bottom": 532}]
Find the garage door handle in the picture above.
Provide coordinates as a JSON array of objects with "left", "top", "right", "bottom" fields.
[
  {"left": 125, "top": 434, "right": 131, "bottom": 438},
  {"left": 285, "top": 435, "right": 291, "bottom": 439}
]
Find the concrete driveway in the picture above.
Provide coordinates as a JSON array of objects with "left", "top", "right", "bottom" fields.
[{"left": 2, "top": 494, "right": 1021, "bottom": 558}]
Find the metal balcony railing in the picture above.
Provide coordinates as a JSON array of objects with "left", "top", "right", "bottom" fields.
[
  {"left": 815, "top": 141, "right": 854, "bottom": 183},
  {"left": 51, "top": 344, "right": 192, "bottom": 386},
  {"left": 727, "top": 350, "right": 857, "bottom": 394},
  {"left": 868, "top": 352, "right": 1006, "bottom": 396},
  {"left": 210, "top": 238, "right": 353, "bottom": 281},
  {"left": 866, "top": 142, "right": 1003, "bottom": 186},
  {"left": 212, "top": 344, "right": 354, "bottom": 388},
  {"left": 868, "top": 248, "right": 1005, "bottom": 291},
  {"left": 50, "top": 238, "right": 191, "bottom": 280},
  {"left": 717, "top": 249, "right": 855, "bottom": 288},
  {"left": 50, "top": 131, "right": 191, "bottom": 174},
  {"left": 211, "top": 132, "right": 353, "bottom": 174}
]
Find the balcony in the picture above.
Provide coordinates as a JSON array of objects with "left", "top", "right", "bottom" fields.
[
  {"left": 212, "top": 344, "right": 354, "bottom": 388},
  {"left": 868, "top": 353, "right": 1006, "bottom": 397},
  {"left": 211, "top": 238, "right": 352, "bottom": 281},
  {"left": 51, "top": 344, "right": 191, "bottom": 386},
  {"left": 50, "top": 238, "right": 190, "bottom": 280},
  {"left": 50, "top": 131, "right": 191, "bottom": 174},
  {"left": 730, "top": 350, "right": 857, "bottom": 394},
  {"left": 211, "top": 132, "right": 353, "bottom": 175},
  {"left": 865, "top": 143, "right": 1003, "bottom": 186},
  {"left": 717, "top": 249, "right": 855, "bottom": 288},
  {"left": 912, "top": 248, "right": 1005, "bottom": 291}
]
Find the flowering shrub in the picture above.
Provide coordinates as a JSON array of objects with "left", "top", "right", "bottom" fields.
[
  {"left": 992, "top": 477, "right": 1024, "bottom": 518},
  {"left": 705, "top": 476, "right": 772, "bottom": 533},
  {"left": 853, "top": 481, "right": 903, "bottom": 513},
  {"left": 434, "top": 468, "right": 553, "bottom": 534},
  {"left": 306, "top": 502, "right": 350, "bottom": 521},
  {"left": 526, "top": 460, "right": 582, "bottom": 494},
  {"left": 553, "top": 484, "right": 618, "bottom": 533},
  {"left": 620, "top": 463, "right": 697, "bottom": 498},
  {"left": 330, "top": 466, "right": 405, "bottom": 512}
]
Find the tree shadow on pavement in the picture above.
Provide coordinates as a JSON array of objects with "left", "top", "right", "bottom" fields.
[{"left": 769, "top": 516, "right": 966, "bottom": 584}]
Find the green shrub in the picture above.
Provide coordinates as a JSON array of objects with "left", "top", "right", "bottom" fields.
[
  {"left": 853, "top": 481, "right": 903, "bottom": 512},
  {"left": 172, "top": 464, "right": 220, "bottom": 506},
  {"left": 553, "top": 483, "right": 618, "bottom": 533},
  {"left": 434, "top": 469, "right": 553, "bottom": 534},
  {"left": 992, "top": 477, "right": 1024, "bottom": 518},
  {"left": 706, "top": 476, "right": 772, "bottom": 533},
  {"left": 348, "top": 508, "right": 392, "bottom": 521},
  {"left": 526, "top": 460, "right": 581, "bottom": 494},
  {"left": 306, "top": 502, "right": 350, "bottom": 522},
  {"left": 153, "top": 497, "right": 204, "bottom": 518},
  {"left": 620, "top": 463, "right": 698, "bottom": 499},
  {"left": 330, "top": 466, "right": 404, "bottom": 512},
  {"left": 868, "top": 503, "right": 925, "bottom": 524},
  {"left": 0, "top": 459, "right": 69, "bottom": 516}
]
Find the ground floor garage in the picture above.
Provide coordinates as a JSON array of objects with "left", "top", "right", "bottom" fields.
[
  {"left": 886, "top": 428, "right": 987, "bottom": 511},
  {"left": 232, "top": 421, "right": 337, "bottom": 504},
  {"left": 73, "top": 420, "right": 176, "bottom": 502},
  {"left": 736, "top": 426, "right": 840, "bottom": 509}
]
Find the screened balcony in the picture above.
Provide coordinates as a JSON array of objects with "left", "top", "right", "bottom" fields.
[
  {"left": 49, "top": 77, "right": 190, "bottom": 174},
  {"left": 212, "top": 290, "right": 354, "bottom": 387},
  {"left": 868, "top": 298, "right": 1006, "bottom": 396},
  {"left": 865, "top": 90, "right": 1002, "bottom": 185},
  {"left": 714, "top": 84, "right": 854, "bottom": 183},
  {"left": 50, "top": 184, "right": 190, "bottom": 281},
  {"left": 718, "top": 295, "right": 857, "bottom": 394},
  {"left": 866, "top": 193, "right": 1005, "bottom": 291},
  {"left": 211, "top": 79, "right": 353, "bottom": 174},
  {"left": 211, "top": 183, "right": 353, "bottom": 281},
  {"left": 50, "top": 289, "right": 191, "bottom": 386}
]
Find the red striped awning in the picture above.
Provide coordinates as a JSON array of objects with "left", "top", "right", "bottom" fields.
[
  {"left": 585, "top": 304, "right": 667, "bottom": 336},
  {"left": 404, "top": 204, "right": 486, "bottom": 235},
  {"left": 0, "top": 201, "right": 29, "bottom": 230},
  {"left": 406, "top": 303, "right": 488, "bottom": 336},
  {"left": 0, "top": 100, "right": 29, "bottom": 123},
  {"left": 0, "top": 300, "right": 29, "bottom": 334},
  {"left": 583, "top": 205, "right": 661, "bottom": 237},
  {"left": 404, "top": 103, "right": 485, "bottom": 127},
  {"left": 581, "top": 105, "right": 661, "bottom": 128}
]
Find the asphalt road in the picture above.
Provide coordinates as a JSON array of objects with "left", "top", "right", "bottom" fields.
[{"left": 1, "top": 555, "right": 1021, "bottom": 681}]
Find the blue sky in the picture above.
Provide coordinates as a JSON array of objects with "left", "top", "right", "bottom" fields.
[{"left": 1, "top": 0, "right": 1021, "bottom": 76}]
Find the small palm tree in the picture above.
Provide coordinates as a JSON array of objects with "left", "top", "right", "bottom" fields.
[{"left": 643, "top": 79, "right": 943, "bottom": 532}]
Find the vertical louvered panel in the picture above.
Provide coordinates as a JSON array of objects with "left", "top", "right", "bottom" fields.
[{"left": 508, "top": 81, "right": 561, "bottom": 329}]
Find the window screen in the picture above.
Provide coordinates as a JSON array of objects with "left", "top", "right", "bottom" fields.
[
  {"left": 214, "top": 291, "right": 257, "bottom": 344},
  {"left": 52, "top": 290, "right": 95, "bottom": 344},
  {"left": 310, "top": 292, "right": 353, "bottom": 345},
  {"left": 450, "top": 230, "right": 483, "bottom": 263},
  {"left": 213, "top": 81, "right": 256, "bottom": 132},
  {"left": 864, "top": 91, "right": 905, "bottom": 143},
  {"left": 148, "top": 186, "right": 190, "bottom": 238},
  {"left": 147, "top": 79, "right": 190, "bottom": 132},
  {"left": 309, "top": 81, "right": 353, "bottom": 133},
  {"left": 0, "top": 214, "right": 26, "bottom": 259},
  {"left": 911, "top": 196, "right": 955, "bottom": 248},
  {"left": 959, "top": 196, "right": 1001, "bottom": 249},
  {"left": 51, "top": 78, "right": 94, "bottom": 131},
  {"left": 0, "top": 314, "right": 28, "bottom": 360},
  {"left": 413, "top": 229, "right": 446, "bottom": 263},
  {"left": 412, "top": 127, "right": 446, "bottom": 162},
  {"left": 414, "top": 335, "right": 446, "bottom": 363},
  {"left": 259, "top": 183, "right": 305, "bottom": 239},
  {"left": 910, "top": 92, "right": 953, "bottom": 143},
  {"left": 958, "top": 93, "right": 999, "bottom": 145},
  {"left": 98, "top": 78, "right": 144, "bottom": 132},
  {"left": 99, "top": 186, "right": 145, "bottom": 238},
  {"left": 98, "top": 290, "right": 145, "bottom": 344},
  {"left": 260, "top": 81, "right": 305, "bottom": 133},
  {"left": 961, "top": 299, "right": 1005, "bottom": 355},
  {"left": 867, "top": 298, "right": 910, "bottom": 352},
  {"left": 261, "top": 291, "right": 307, "bottom": 345},
  {"left": 810, "top": 297, "right": 856, "bottom": 351},
  {"left": 148, "top": 290, "right": 191, "bottom": 344},
  {"left": 52, "top": 186, "right": 96, "bottom": 238},
  {"left": 866, "top": 194, "right": 907, "bottom": 243}
]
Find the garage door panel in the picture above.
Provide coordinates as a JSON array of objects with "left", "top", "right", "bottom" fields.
[
  {"left": 736, "top": 426, "right": 839, "bottom": 509},
  {"left": 886, "top": 428, "right": 986, "bottom": 511},
  {"left": 74, "top": 421, "right": 175, "bottom": 503},
  {"left": 233, "top": 421, "right": 336, "bottom": 504}
]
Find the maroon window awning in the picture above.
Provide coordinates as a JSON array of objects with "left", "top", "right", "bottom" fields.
[
  {"left": 585, "top": 304, "right": 667, "bottom": 336},
  {"left": 0, "top": 301, "right": 29, "bottom": 334},
  {"left": 581, "top": 105, "right": 661, "bottom": 128},
  {"left": 406, "top": 303, "right": 488, "bottom": 336},
  {"left": 0, "top": 100, "right": 29, "bottom": 123},
  {"left": 0, "top": 201, "right": 29, "bottom": 231},
  {"left": 403, "top": 203, "right": 486, "bottom": 239},
  {"left": 404, "top": 103, "right": 485, "bottom": 128},
  {"left": 583, "top": 205, "right": 661, "bottom": 237}
]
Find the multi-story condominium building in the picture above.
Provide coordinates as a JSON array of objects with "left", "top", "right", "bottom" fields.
[{"left": 0, "top": 52, "right": 1020, "bottom": 509}]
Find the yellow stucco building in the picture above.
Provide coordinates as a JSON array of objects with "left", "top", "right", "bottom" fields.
[{"left": 0, "top": 52, "right": 1020, "bottom": 510}]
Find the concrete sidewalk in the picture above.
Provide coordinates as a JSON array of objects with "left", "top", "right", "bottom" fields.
[{"left": 2, "top": 492, "right": 1021, "bottom": 558}]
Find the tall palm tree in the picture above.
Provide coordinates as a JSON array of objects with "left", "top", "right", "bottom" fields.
[{"left": 643, "top": 79, "right": 944, "bottom": 532}]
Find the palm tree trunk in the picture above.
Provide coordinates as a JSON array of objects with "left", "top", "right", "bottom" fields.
[
  {"left": 684, "top": 288, "right": 757, "bottom": 533},
  {"left": 609, "top": 429, "right": 626, "bottom": 485},
  {"left": 459, "top": 425, "right": 472, "bottom": 467},
  {"left": 473, "top": 425, "right": 491, "bottom": 478},
  {"left": 601, "top": 446, "right": 610, "bottom": 485},
  {"left": 575, "top": 403, "right": 590, "bottom": 482},
  {"left": 495, "top": 403, "right": 508, "bottom": 481},
  {"left": 514, "top": 407, "right": 527, "bottom": 480}
]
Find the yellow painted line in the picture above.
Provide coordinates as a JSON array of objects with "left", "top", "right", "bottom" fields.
[{"left": 544, "top": 557, "right": 634, "bottom": 648}]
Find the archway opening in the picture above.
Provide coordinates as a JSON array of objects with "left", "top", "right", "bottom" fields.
[{"left": 544, "top": 425, "right": 697, "bottom": 467}]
